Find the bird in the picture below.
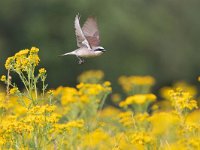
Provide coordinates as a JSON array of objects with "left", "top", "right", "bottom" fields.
[{"left": 61, "top": 14, "right": 106, "bottom": 64}]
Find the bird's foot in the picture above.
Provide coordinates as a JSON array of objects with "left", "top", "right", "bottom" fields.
[{"left": 78, "top": 58, "right": 85, "bottom": 64}]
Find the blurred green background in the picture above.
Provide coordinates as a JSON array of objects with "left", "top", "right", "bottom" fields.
[{"left": 1, "top": 0, "right": 200, "bottom": 90}]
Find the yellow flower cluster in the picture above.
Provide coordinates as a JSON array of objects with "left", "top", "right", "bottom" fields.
[
  {"left": 0, "top": 92, "right": 12, "bottom": 110},
  {"left": 77, "top": 70, "right": 104, "bottom": 83},
  {"left": 119, "top": 93, "right": 156, "bottom": 107},
  {"left": 53, "top": 119, "right": 84, "bottom": 133},
  {"left": 81, "top": 129, "right": 111, "bottom": 148},
  {"left": 58, "top": 82, "right": 111, "bottom": 105},
  {"left": 130, "top": 132, "right": 154, "bottom": 145},
  {"left": 5, "top": 56, "right": 15, "bottom": 70},
  {"left": 77, "top": 81, "right": 111, "bottom": 96},
  {"left": 149, "top": 112, "right": 180, "bottom": 135},
  {"left": 54, "top": 87, "right": 79, "bottom": 106},
  {"left": 39, "top": 68, "right": 46, "bottom": 75},
  {"left": 118, "top": 75, "right": 155, "bottom": 95},
  {"left": 5, "top": 47, "right": 40, "bottom": 71},
  {"left": 9, "top": 87, "right": 19, "bottom": 95},
  {"left": 1, "top": 115, "right": 33, "bottom": 134},
  {"left": 0, "top": 75, "right": 6, "bottom": 82},
  {"left": 52, "top": 81, "right": 112, "bottom": 121},
  {"left": 28, "top": 104, "right": 56, "bottom": 114},
  {"left": 160, "top": 81, "right": 197, "bottom": 100},
  {"left": 23, "top": 105, "right": 61, "bottom": 125},
  {"left": 169, "top": 88, "right": 198, "bottom": 112},
  {"left": 118, "top": 111, "right": 134, "bottom": 127}
]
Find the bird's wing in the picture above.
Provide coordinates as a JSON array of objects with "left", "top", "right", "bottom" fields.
[
  {"left": 74, "top": 15, "right": 91, "bottom": 49},
  {"left": 82, "top": 17, "right": 100, "bottom": 48}
]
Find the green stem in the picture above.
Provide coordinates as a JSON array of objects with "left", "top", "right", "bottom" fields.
[
  {"left": 28, "top": 67, "right": 31, "bottom": 93},
  {"left": 98, "top": 93, "right": 109, "bottom": 111},
  {"left": 6, "top": 69, "right": 10, "bottom": 102},
  {"left": 18, "top": 72, "right": 29, "bottom": 94},
  {"left": 42, "top": 80, "right": 45, "bottom": 97},
  {"left": 34, "top": 79, "right": 38, "bottom": 102},
  {"left": 31, "top": 66, "right": 38, "bottom": 105}
]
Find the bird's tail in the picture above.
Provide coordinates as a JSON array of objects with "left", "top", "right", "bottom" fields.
[{"left": 59, "top": 51, "right": 76, "bottom": 56}]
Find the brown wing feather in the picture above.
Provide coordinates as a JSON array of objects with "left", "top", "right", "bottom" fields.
[
  {"left": 82, "top": 17, "right": 100, "bottom": 47},
  {"left": 74, "top": 15, "right": 90, "bottom": 48}
]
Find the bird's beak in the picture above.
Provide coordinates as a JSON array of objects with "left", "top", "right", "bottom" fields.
[{"left": 102, "top": 49, "right": 106, "bottom": 52}]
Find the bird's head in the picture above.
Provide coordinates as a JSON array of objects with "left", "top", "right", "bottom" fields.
[{"left": 93, "top": 46, "right": 106, "bottom": 52}]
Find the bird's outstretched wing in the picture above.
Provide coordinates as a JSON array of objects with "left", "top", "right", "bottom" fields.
[
  {"left": 74, "top": 15, "right": 91, "bottom": 49},
  {"left": 82, "top": 17, "right": 100, "bottom": 48}
]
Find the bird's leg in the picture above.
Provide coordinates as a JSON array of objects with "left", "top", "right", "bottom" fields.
[{"left": 77, "top": 56, "right": 85, "bottom": 64}]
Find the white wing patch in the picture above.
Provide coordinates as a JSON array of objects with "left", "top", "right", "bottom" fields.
[
  {"left": 82, "top": 39, "right": 90, "bottom": 49},
  {"left": 74, "top": 15, "right": 91, "bottom": 49}
]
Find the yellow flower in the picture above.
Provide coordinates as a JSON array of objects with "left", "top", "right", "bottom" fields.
[
  {"left": 112, "top": 133, "right": 134, "bottom": 150},
  {"left": 47, "top": 90, "right": 54, "bottom": 95},
  {"left": 4, "top": 47, "right": 41, "bottom": 72},
  {"left": 0, "top": 136, "right": 6, "bottom": 145},
  {"left": 81, "top": 129, "right": 110, "bottom": 148},
  {"left": 5, "top": 56, "right": 15, "bottom": 70},
  {"left": 174, "top": 82, "right": 197, "bottom": 97},
  {"left": 39, "top": 68, "right": 46, "bottom": 75},
  {"left": 28, "top": 104, "right": 57, "bottom": 114},
  {"left": 128, "top": 95, "right": 147, "bottom": 105},
  {"left": 0, "top": 75, "right": 6, "bottom": 82},
  {"left": 178, "top": 122, "right": 200, "bottom": 136},
  {"left": 80, "top": 95, "right": 89, "bottom": 103},
  {"left": 30, "top": 47, "right": 39, "bottom": 54},
  {"left": 169, "top": 88, "right": 198, "bottom": 112},
  {"left": 161, "top": 82, "right": 197, "bottom": 100},
  {"left": 15, "top": 55, "right": 29, "bottom": 71},
  {"left": 187, "top": 138, "right": 200, "bottom": 149},
  {"left": 53, "top": 119, "right": 84, "bottom": 133},
  {"left": 103, "top": 81, "right": 111, "bottom": 86},
  {"left": 77, "top": 82, "right": 111, "bottom": 96},
  {"left": 65, "top": 119, "right": 84, "bottom": 128},
  {"left": 1, "top": 116, "right": 33, "bottom": 134},
  {"left": 119, "top": 76, "right": 155, "bottom": 86},
  {"left": 14, "top": 49, "right": 29, "bottom": 57},
  {"left": 119, "top": 101, "right": 128, "bottom": 107},
  {"left": 119, "top": 93, "right": 156, "bottom": 107},
  {"left": 134, "top": 112, "right": 149, "bottom": 122},
  {"left": 9, "top": 87, "right": 19, "bottom": 94},
  {"left": 46, "top": 113, "right": 61, "bottom": 123},
  {"left": 160, "top": 86, "right": 172, "bottom": 100},
  {"left": 118, "top": 75, "right": 155, "bottom": 94},
  {"left": 130, "top": 132, "right": 154, "bottom": 145},
  {"left": 61, "top": 87, "right": 78, "bottom": 105},
  {"left": 149, "top": 112, "right": 180, "bottom": 135},
  {"left": 100, "top": 106, "right": 121, "bottom": 118},
  {"left": 54, "top": 86, "right": 64, "bottom": 95},
  {"left": 169, "top": 138, "right": 200, "bottom": 150},
  {"left": 78, "top": 70, "right": 104, "bottom": 83},
  {"left": 186, "top": 110, "right": 200, "bottom": 124},
  {"left": 28, "top": 54, "right": 40, "bottom": 66},
  {"left": 118, "top": 111, "right": 134, "bottom": 127},
  {"left": 23, "top": 115, "right": 45, "bottom": 126}
]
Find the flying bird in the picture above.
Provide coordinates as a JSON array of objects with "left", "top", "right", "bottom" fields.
[{"left": 61, "top": 14, "right": 106, "bottom": 64}]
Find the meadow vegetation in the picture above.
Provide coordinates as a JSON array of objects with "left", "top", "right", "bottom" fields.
[{"left": 0, "top": 47, "right": 200, "bottom": 150}]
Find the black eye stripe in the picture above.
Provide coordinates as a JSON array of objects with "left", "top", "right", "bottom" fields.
[
  {"left": 94, "top": 48, "right": 106, "bottom": 52},
  {"left": 94, "top": 49, "right": 102, "bottom": 51}
]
